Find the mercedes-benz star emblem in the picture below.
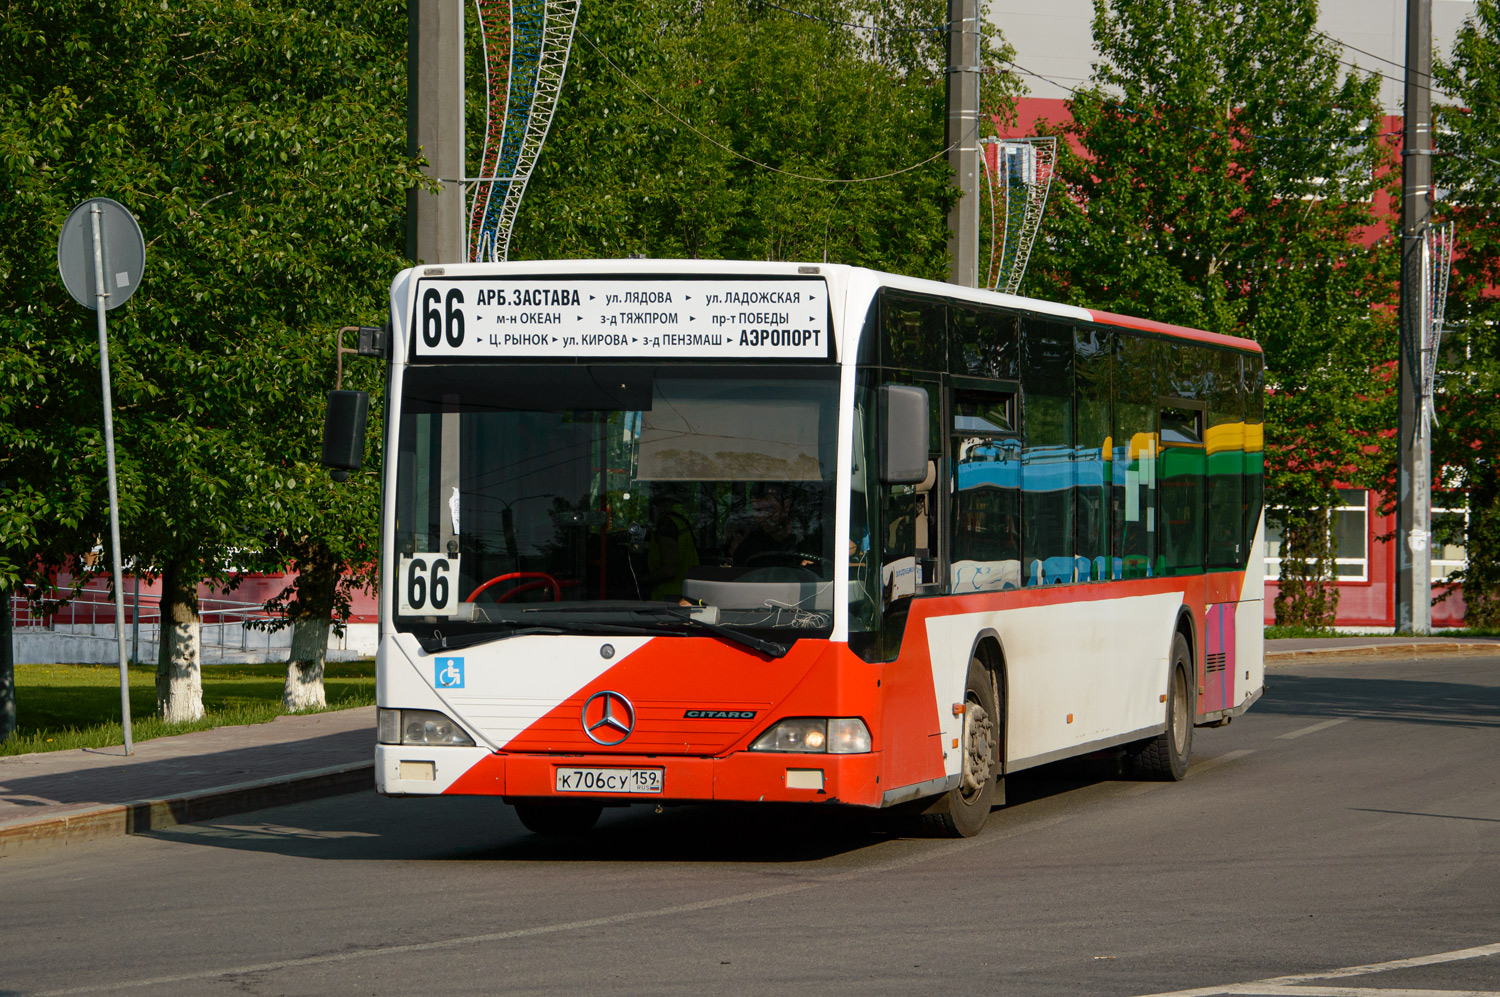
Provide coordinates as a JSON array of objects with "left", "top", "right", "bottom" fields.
[{"left": 581, "top": 690, "right": 636, "bottom": 746}]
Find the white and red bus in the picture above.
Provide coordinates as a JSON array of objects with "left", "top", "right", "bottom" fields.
[{"left": 332, "top": 259, "right": 1264, "bottom": 837}]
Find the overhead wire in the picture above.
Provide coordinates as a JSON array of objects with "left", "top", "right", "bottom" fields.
[
  {"left": 999, "top": 55, "right": 1399, "bottom": 145},
  {"left": 753, "top": 0, "right": 1409, "bottom": 146},
  {"left": 1313, "top": 27, "right": 1431, "bottom": 79}
]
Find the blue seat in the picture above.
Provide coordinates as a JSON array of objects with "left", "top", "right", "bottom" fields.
[
  {"left": 1026, "top": 559, "right": 1044, "bottom": 587},
  {"left": 1042, "top": 555, "right": 1075, "bottom": 585}
]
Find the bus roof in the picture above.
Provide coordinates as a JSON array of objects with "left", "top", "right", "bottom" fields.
[
  {"left": 1085, "top": 310, "right": 1263, "bottom": 354},
  {"left": 393, "top": 260, "right": 1264, "bottom": 357},
  {"left": 850, "top": 266, "right": 1263, "bottom": 355}
]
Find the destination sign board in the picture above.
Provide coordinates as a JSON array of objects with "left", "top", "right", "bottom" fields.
[{"left": 410, "top": 277, "right": 829, "bottom": 360}]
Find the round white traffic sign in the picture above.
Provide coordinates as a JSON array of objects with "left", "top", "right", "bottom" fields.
[{"left": 57, "top": 198, "right": 146, "bottom": 311}]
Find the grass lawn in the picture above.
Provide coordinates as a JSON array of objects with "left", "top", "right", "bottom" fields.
[{"left": 1, "top": 661, "right": 375, "bottom": 757}]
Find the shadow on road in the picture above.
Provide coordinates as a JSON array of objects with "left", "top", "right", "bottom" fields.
[
  {"left": 1257, "top": 671, "right": 1500, "bottom": 728},
  {"left": 136, "top": 756, "right": 1128, "bottom": 864}
]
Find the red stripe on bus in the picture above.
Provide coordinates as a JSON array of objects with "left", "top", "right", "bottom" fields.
[{"left": 1088, "top": 310, "right": 1263, "bottom": 353}]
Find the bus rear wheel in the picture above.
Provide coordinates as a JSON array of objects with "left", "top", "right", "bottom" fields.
[
  {"left": 920, "top": 656, "right": 1000, "bottom": 838},
  {"left": 1128, "top": 634, "right": 1193, "bottom": 781},
  {"left": 514, "top": 801, "right": 603, "bottom": 836}
]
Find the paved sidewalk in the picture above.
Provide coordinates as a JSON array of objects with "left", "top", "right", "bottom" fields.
[
  {"left": 0, "top": 706, "right": 374, "bottom": 858},
  {"left": 1265, "top": 634, "right": 1500, "bottom": 663}
]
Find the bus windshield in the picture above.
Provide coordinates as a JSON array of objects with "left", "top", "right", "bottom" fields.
[{"left": 394, "top": 363, "right": 841, "bottom": 639}]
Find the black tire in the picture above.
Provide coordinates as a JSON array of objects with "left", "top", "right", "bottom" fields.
[
  {"left": 514, "top": 801, "right": 603, "bottom": 836},
  {"left": 1129, "top": 634, "right": 1193, "bottom": 781},
  {"left": 920, "top": 656, "right": 1001, "bottom": 838}
]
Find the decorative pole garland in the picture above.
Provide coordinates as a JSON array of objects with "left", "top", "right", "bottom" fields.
[
  {"left": 468, "top": 0, "right": 581, "bottom": 263},
  {"left": 980, "top": 136, "right": 1057, "bottom": 295}
]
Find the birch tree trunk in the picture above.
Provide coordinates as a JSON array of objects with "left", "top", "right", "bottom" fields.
[
  {"left": 284, "top": 550, "right": 336, "bottom": 712},
  {"left": 156, "top": 557, "right": 205, "bottom": 723}
]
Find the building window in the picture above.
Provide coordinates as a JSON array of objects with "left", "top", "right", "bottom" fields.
[
  {"left": 1432, "top": 507, "right": 1468, "bottom": 582},
  {"left": 1265, "top": 488, "right": 1368, "bottom": 582}
]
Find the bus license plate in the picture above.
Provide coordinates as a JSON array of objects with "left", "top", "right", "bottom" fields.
[{"left": 555, "top": 767, "right": 664, "bottom": 794}]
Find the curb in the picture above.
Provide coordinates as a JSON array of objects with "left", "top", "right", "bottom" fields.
[
  {"left": 1266, "top": 641, "right": 1499, "bottom": 665},
  {"left": 0, "top": 760, "right": 374, "bottom": 860}
]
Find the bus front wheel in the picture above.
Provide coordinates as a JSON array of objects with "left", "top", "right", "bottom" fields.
[
  {"left": 1128, "top": 634, "right": 1193, "bottom": 781},
  {"left": 513, "top": 801, "right": 603, "bottom": 836},
  {"left": 920, "top": 656, "right": 1000, "bottom": 838}
]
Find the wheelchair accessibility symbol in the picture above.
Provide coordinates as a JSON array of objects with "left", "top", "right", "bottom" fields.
[{"left": 435, "top": 657, "right": 464, "bottom": 689}]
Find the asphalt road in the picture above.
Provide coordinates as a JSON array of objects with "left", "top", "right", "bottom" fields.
[{"left": 5, "top": 654, "right": 1499, "bottom": 997}]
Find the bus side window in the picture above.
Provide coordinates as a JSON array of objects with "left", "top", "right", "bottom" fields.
[
  {"left": 1242, "top": 356, "right": 1266, "bottom": 562},
  {"left": 1159, "top": 404, "right": 1206, "bottom": 576},
  {"left": 880, "top": 292, "right": 946, "bottom": 372},
  {"left": 878, "top": 376, "right": 941, "bottom": 605},
  {"left": 849, "top": 395, "right": 880, "bottom": 636},
  {"left": 1115, "top": 334, "right": 1161, "bottom": 578},
  {"left": 1206, "top": 350, "right": 1245, "bottom": 570},
  {"left": 1022, "top": 319, "right": 1075, "bottom": 585},
  {"left": 950, "top": 388, "right": 1021, "bottom": 593},
  {"left": 1075, "top": 326, "right": 1113, "bottom": 581}
]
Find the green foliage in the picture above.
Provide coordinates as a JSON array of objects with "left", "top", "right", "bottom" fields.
[
  {"left": 1262, "top": 624, "right": 1346, "bottom": 639},
  {"left": 1272, "top": 506, "right": 1340, "bottom": 627},
  {"left": 506, "top": 0, "right": 1020, "bottom": 276},
  {"left": 0, "top": 660, "right": 374, "bottom": 756},
  {"left": 0, "top": 2, "right": 418, "bottom": 611},
  {"left": 1433, "top": 0, "right": 1500, "bottom": 625},
  {"left": 1028, "top": 0, "right": 1397, "bottom": 625}
]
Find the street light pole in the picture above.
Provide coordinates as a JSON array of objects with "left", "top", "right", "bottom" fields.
[
  {"left": 946, "top": 0, "right": 981, "bottom": 288},
  {"left": 1396, "top": 0, "right": 1433, "bottom": 634},
  {"left": 408, "top": 0, "right": 466, "bottom": 265}
]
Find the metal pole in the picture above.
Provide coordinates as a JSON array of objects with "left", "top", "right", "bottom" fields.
[
  {"left": 91, "top": 205, "right": 134, "bottom": 753},
  {"left": 130, "top": 567, "right": 140, "bottom": 666},
  {"left": 1397, "top": 0, "right": 1433, "bottom": 634},
  {"left": 0, "top": 588, "right": 14, "bottom": 743},
  {"left": 408, "top": 0, "right": 466, "bottom": 265},
  {"left": 946, "top": 0, "right": 981, "bottom": 287}
]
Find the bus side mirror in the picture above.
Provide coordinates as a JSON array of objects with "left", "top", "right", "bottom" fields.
[
  {"left": 322, "top": 389, "right": 369, "bottom": 482},
  {"left": 879, "top": 384, "right": 929, "bottom": 485}
]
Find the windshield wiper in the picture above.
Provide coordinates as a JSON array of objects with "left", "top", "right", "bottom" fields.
[
  {"left": 418, "top": 619, "right": 665, "bottom": 654},
  {"left": 641, "top": 608, "right": 789, "bottom": 659},
  {"left": 420, "top": 606, "right": 789, "bottom": 658},
  {"left": 419, "top": 625, "right": 563, "bottom": 653}
]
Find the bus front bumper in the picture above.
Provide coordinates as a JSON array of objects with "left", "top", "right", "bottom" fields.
[{"left": 376, "top": 745, "right": 885, "bottom": 808}]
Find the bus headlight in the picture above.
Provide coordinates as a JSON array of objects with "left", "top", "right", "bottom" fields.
[
  {"left": 827, "top": 717, "right": 873, "bottom": 753},
  {"left": 750, "top": 718, "right": 871, "bottom": 754},
  {"left": 378, "top": 708, "right": 475, "bottom": 746}
]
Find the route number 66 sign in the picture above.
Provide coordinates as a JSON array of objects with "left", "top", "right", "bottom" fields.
[{"left": 398, "top": 555, "right": 461, "bottom": 616}]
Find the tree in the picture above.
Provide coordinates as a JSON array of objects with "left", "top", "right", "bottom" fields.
[
  {"left": 1432, "top": 0, "right": 1500, "bottom": 627},
  {"left": 251, "top": 337, "right": 385, "bottom": 712},
  {"left": 1028, "top": 0, "right": 1398, "bottom": 626},
  {"left": 507, "top": 0, "right": 1021, "bottom": 276},
  {"left": 0, "top": 1, "right": 421, "bottom": 721}
]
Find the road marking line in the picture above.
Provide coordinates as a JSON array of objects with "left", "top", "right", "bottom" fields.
[
  {"left": 1273, "top": 942, "right": 1500, "bottom": 983},
  {"left": 1142, "top": 988, "right": 1500, "bottom": 996},
  {"left": 1193, "top": 748, "right": 1256, "bottom": 772},
  {"left": 1253, "top": 988, "right": 1500, "bottom": 996},
  {"left": 30, "top": 812, "right": 1077, "bottom": 995},
  {"left": 1277, "top": 718, "right": 1351, "bottom": 740},
  {"left": 1131, "top": 940, "right": 1500, "bottom": 997},
  {"left": 1353, "top": 809, "right": 1500, "bottom": 824}
]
